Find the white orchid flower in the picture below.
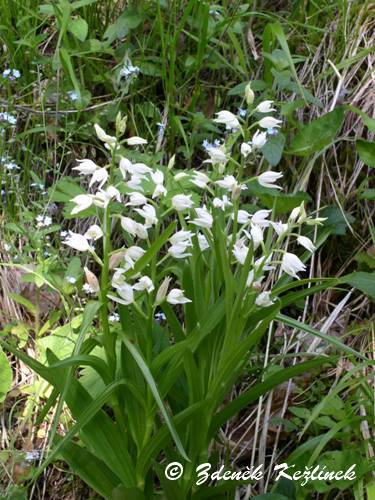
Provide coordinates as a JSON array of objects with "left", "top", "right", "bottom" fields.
[
  {"left": 73, "top": 159, "right": 99, "bottom": 175},
  {"left": 251, "top": 209, "right": 272, "bottom": 227},
  {"left": 84, "top": 224, "right": 103, "bottom": 241},
  {"left": 191, "top": 171, "right": 210, "bottom": 189},
  {"left": 124, "top": 246, "right": 145, "bottom": 270},
  {"left": 235, "top": 210, "right": 251, "bottom": 224},
  {"left": 94, "top": 124, "right": 117, "bottom": 146},
  {"left": 270, "top": 221, "right": 289, "bottom": 236},
  {"left": 167, "top": 288, "right": 192, "bottom": 305},
  {"left": 281, "top": 252, "right": 307, "bottom": 279},
  {"left": 108, "top": 283, "right": 134, "bottom": 305},
  {"left": 168, "top": 241, "right": 192, "bottom": 259},
  {"left": 126, "top": 174, "right": 146, "bottom": 191},
  {"left": 257, "top": 171, "right": 283, "bottom": 190},
  {"left": 213, "top": 195, "right": 232, "bottom": 211},
  {"left": 240, "top": 142, "right": 252, "bottom": 158},
  {"left": 126, "top": 192, "right": 148, "bottom": 206},
  {"left": 172, "top": 194, "right": 194, "bottom": 211},
  {"left": 89, "top": 167, "right": 108, "bottom": 189},
  {"left": 120, "top": 216, "right": 148, "bottom": 239},
  {"left": 134, "top": 204, "right": 157, "bottom": 227},
  {"left": 133, "top": 276, "right": 154, "bottom": 293},
  {"left": 63, "top": 231, "right": 92, "bottom": 252},
  {"left": 297, "top": 235, "right": 316, "bottom": 253},
  {"left": 125, "top": 136, "right": 147, "bottom": 146},
  {"left": 233, "top": 238, "right": 249, "bottom": 265},
  {"left": 255, "top": 291, "right": 275, "bottom": 307},
  {"left": 249, "top": 224, "right": 264, "bottom": 249},
  {"left": 197, "top": 233, "right": 209, "bottom": 251},
  {"left": 258, "top": 117, "right": 282, "bottom": 129},
  {"left": 70, "top": 194, "right": 94, "bottom": 214},
  {"left": 169, "top": 230, "right": 193, "bottom": 245},
  {"left": 251, "top": 130, "right": 268, "bottom": 148},
  {"left": 213, "top": 110, "right": 240, "bottom": 131},
  {"left": 255, "top": 100, "right": 276, "bottom": 113},
  {"left": 189, "top": 206, "right": 213, "bottom": 229}
]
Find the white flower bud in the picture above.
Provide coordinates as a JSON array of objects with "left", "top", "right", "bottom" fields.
[{"left": 244, "top": 82, "right": 255, "bottom": 105}]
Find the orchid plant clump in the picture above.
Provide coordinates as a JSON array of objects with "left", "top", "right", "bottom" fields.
[{"left": 4, "top": 86, "right": 332, "bottom": 499}]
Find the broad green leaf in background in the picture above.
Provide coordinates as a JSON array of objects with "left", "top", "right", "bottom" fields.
[
  {"left": 288, "top": 106, "right": 346, "bottom": 156},
  {"left": 356, "top": 139, "right": 375, "bottom": 167},
  {"left": 68, "top": 16, "right": 88, "bottom": 42},
  {"left": 0, "top": 347, "right": 12, "bottom": 403},
  {"left": 247, "top": 180, "right": 312, "bottom": 214},
  {"left": 261, "top": 133, "right": 286, "bottom": 166},
  {"left": 104, "top": 9, "right": 143, "bottom": 43},
  {"left": 340, "top": 272, "right": 375, "bottom": 300}
]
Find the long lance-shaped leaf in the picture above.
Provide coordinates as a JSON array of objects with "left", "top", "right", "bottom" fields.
[
  {"left": 279, "top": 282, "right": 342, "bottom": 308},
  {"left": 0, "top": 340, "right": 136, "bottom": 486},
  {"left": 125, "top": 221, "right": 177, "bottom": 279},
  {"left": 209, "top": 357, "right": 329, "bottom": 436},
  {"left": 32, "top": 379, "right": 129, "bottom": 479},
  {"left": 121, "top": 334, "right": 190, "bottom": 461},
  {"left": 48, "top": 354, "right": 111, "bottom": 385},
  {"left": 48, "top": 301, "right": 101, "bottom": 469},
  {"left": 137, "top": 400, "right": 210, "bottom": 478},
  {"left": 152, "top": 297, "right": 225, "bottom": 372},
  {"left": 276, "top": 314, "right": 367, "bottom": 361},
  {"left": 56, "top": 439, "right": 121, "bottom": 499}
]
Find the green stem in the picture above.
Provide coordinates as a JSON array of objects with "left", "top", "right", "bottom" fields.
[{"left": 100, "top": 206, "right": 116, "bottom": 375}]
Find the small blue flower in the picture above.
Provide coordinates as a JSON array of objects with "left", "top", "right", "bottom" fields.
[
  {"left": 202, "top": 139, "right": 211, "bottom": 151},
  {"left": 238, "top": 107, "right": 247, "bottom": 118},
  {"left": 5, "top": 161, "right": 19, "bottom": 171},
  {"left": 120, "top": 64, "right": 140, "bottom": 80},
  {"left": 2, "top": 68, "right": 20, "bottom": 80},
  {"left": 202, "top": 138, "right": 222, "bottom": 152},
  {"left": 0, "top": 112, "right": 17, "bottom": 125},
  {"left": 266, "top": 127, "right": 278, "bottom": 136},
  {"left": 155, "top": 311, "right": 166, "bottom": 322},
  {"left": 67, "top": 90, "right": 79, "bottom": 102}
]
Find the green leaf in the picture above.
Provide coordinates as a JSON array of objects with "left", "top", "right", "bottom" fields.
[
  {"left": 356, "top": 139, "right": 375, "bottom": 167},
  {"left": 252, "top": 495, "right": 289, "bottom": 500},
  {"left": 359, "top": 189, "right": 375, "bottom": 200},
  {"left": 340, "top": 272, "right": 375, "bottom": 300},
  {"left": 104, "top": 9, "right": 143, "bottom": 43},
  {"left": 57, "top": 440, "right": 121, "bottom": 498},
  {"left": 121, "top": 335, "right": 189, "bottom": 461},
  {"left": 346, "top": 105, "right": 375, "bottom": 132},
  {"left": 210, "top": 358, "right": 327, "bottom": 434},
  {"left": 276, "top": 314, "right": 367, "bottom": 361},
  {"left": 68, "top": 16, "right": 88, "bottom": 42},
  {"left": 247, "top": 180, "right": 312, "bottom": 214},
  {"left": 319, "top": 206, "right": 354, "bottom": 235},
  {"left": 125, "top": 221, "right": 176, "bottom": 278},
  {"left": 39, "top": 4, "right": 54, "bottom": 15},
  {"left": 288, "top": 107, "right": 345, "bottom": 156},
  {"left": 8, "top": 293, "right": 37, "bottom": 315},
  {"left": 261, "top": 133, "right": 285, "bottom": 166},
  {"left": 49, "top": 176, "right": 84, "bottom": 203},
  {"left": 0, "top": 347, "right": 12, "bottom": 403}
]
